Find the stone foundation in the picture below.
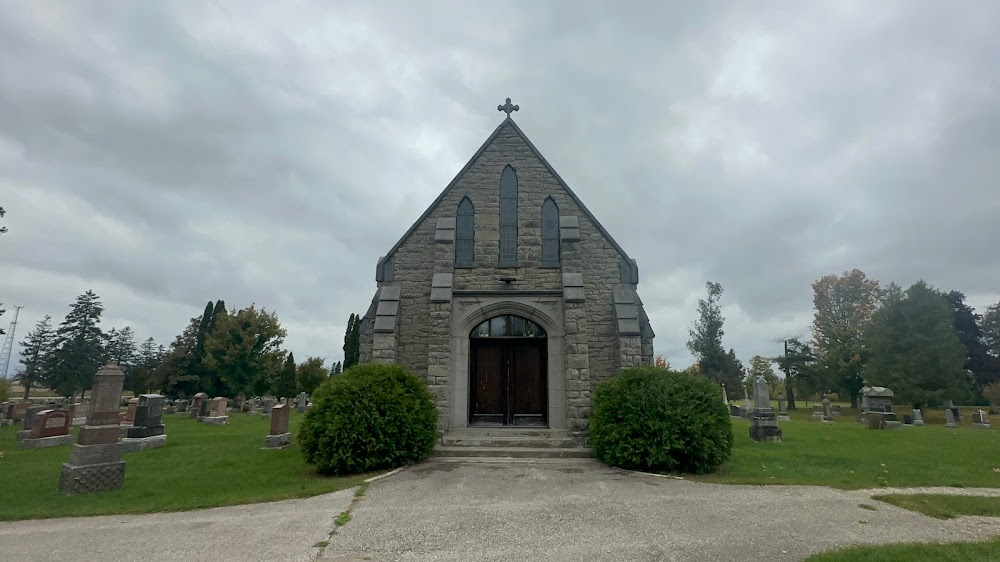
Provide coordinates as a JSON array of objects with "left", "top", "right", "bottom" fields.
[
  {"left": 20, "top": 434, "right": 75, "bottom": 449},
  {"left": 59, "top": 461, "right": 126, "bottom": 495},
  {"left": 204, "top": 416, "right": 229, "bottom": 425},
  {"left": 122, "top": 435, "right": 167, "bottom": 452},
  {"left": 263, "top": 433, "right": 292, "bottom": 449},
  {"left": 749, "top": 411, "right": 783, "bottom": 442}
]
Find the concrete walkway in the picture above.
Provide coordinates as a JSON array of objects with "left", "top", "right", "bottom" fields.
[
  {"left": 320, "top": 459, "right": 1000, "bottom": 562},
  {"left": 1, "top": 461, "right": 999, "bottom": 562},
  {"left": 0, "top": 488, "right": 355, "bottom": 562}
]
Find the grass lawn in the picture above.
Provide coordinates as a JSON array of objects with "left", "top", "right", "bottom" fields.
[
  {"left": 872, "top": 494, "right": 1000, "bottom": 519},
  {"left": 0, "top": 411, "right": 371, "bottom": 522},
  {"left": 691, "top": 413, "right": 1000, "bottom": 489},
  {"left": 803, "top": 537, "right": 1000, "bottom": 561}
]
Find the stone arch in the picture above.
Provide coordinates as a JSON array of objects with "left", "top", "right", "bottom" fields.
[{"left": 456, "top": 299, "right": 562, "bottom": 340}]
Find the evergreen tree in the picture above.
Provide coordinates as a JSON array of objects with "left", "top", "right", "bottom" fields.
[
  {"left": 335, "top": 360, "right": 342, "bottom": 374},
  {"left": 206, "top": 300, "right": 228, "bottom": 395},
  {"left": 274, "top": 351, "right": 297, "bottom": 399},
  {"left": 157, "top": 317, "right": 202, "bottom": 398},
  {"left": 864, "top": 281, "right": 970, "bottom": 406},
  {"left": 44, "top": 290, "right": 106, "bottom": 399},
  {"left": 773, "top": 337, "right": 816, "bottom": 410},
  {"left": 945, "top": 291, "right": 1000, "bottom": 388},
  {"left": 343, "top": 313, "right": 362, "bottom": 369},
  {"left": 193, "top": 301, "right": 215, "bottom": 391},
  {"left": 18, "top": 315, "right": 56, "bottom": 400},
  {"left": 130, "top": 337, "right": 163, "bottom": 395},
  {"left": 105, "top": 326, "right": 137, "bottom": 389},
  {"left": 686, "top": 282, "right": 740, "bottom": 390},
  {"left": 747, "top": 354, "right": 779, "bottom": 394}
]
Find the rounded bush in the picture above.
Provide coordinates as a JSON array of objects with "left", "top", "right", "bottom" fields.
[
  {"left": 589, "top": 366, "right": 733, "bottom": 474},
  {"left": 299, "top": 363, "right": 438, "bottom": 475}
]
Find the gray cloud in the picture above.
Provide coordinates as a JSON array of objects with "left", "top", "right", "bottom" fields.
[{"left": 2, "top": 0, "right": 999, "bottom": 375}]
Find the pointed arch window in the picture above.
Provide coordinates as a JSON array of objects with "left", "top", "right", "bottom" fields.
[
  {"left": 541, "top": 197, "right": 560, "bottom": 267},
  {"left": 499, "top": 165, "right": 518, "bottom": 266},
  {"left": 456, "top": 197, "right": 475, "bottom": 267}
]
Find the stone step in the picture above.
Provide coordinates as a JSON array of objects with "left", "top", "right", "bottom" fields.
[
  {"left": 440, "top": 428, "right": 580, "bottom": 449},
  {"left": 432, "top": 446, "right": 593, "bottom": 459},
  {"left": 428, "top": 456, "right": 598, "bottom": 465}
]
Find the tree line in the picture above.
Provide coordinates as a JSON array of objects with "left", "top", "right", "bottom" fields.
[
  {"left": 12, "top": 290, "right": 364, "bottom": 401},
  {"left": 685, "top": 270, "right": 1000, "bottom": 409}
]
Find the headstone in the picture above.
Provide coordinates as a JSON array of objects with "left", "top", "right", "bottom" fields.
[
  {"left": 198, "top": 398, "right": 209, "bottom": 422},
  {"left": 742, "top": 385, "right": 752, "bottom": 416},
  {"left": 831, "top": 404, "right": 842, "bottom": 417},
  {"left": 297, "top": 392, "right": 308, "bottom": 414},
  {"left": 59, "top": 363, "right": 127, "bottom": 495},
  {"left": 122, "top": 397, "right": 139, "bottom": 425},
  {"left": 16, "top": 406, "right": 47, "bottom": 442},
  {"left": 811, "top": 404, "right": 824, "bottom": 420},
  {"left": 264, "top": 403, "right": 292, "bottom": 448},
  {"left": 859, "top": 383, "right": 898, "bottom": 427},
  {"left": 122, "top": 394, "right": 167, "bottom": 451},
  {"left": 204, "top": 397, "right": 229, "bottom": 425},
  {"left": 20, "top": 409, "right": 74, "bottom": 449},
  {"left": 749, "top": 376, "right": 782, "bottom": 442},
  {"left": 776, "top": 395, "right": 790, "bottom": 422},
  {"left": 190, "top": 392, "right": 208, "bottom": 419},
  {"left": 729, "top": 405, "right": 741, "bottom": 417},
  {"left": 903, "top": 415, "right": 913, "bottom": 425},
  {"left": 721, "top": 384, "right": 728, "bottom": 407},
  {"left": 12, "top": 401, "right": 30, "bottom": 422},
  {"left": 821, "top": 397, "right": 833, "bottom": 422},
  {"left": 944, "top": 408, "right": 958, "bottom": 428},
  {"left": 972, "top": 409, "right": 991, "bottom": 429},
  {"left": 912, "top": 408, "right": 925, "bottom": 427},
  {"left": 261, "top": 398, "right": 274, "bottom": 419}
]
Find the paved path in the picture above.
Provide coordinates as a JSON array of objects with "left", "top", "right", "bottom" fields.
[
  {"left": 2, "top": 461, "right": 999, "bottom": 562},
  {"left": 320, "top": 459, "right": 1000, "bottom": 562},
  {"left": 0, "top": 488, "right": 355, "bottom": 562}
]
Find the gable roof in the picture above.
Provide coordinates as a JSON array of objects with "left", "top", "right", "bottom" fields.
[{"left": 377, "top": 116, "right": 634, "bottom": 270}]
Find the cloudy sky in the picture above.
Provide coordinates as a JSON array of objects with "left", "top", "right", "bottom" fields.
[{"left": 2, "top": 1, "right": 999, "bottom": 376}]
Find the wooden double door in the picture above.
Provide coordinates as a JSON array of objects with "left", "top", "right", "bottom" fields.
[{"left": 470, "top": 339, "right": 547, "bottom": 426}]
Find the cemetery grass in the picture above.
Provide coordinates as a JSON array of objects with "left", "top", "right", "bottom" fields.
[
  {"left": 803, "top": 536, "right": 1000, "bottom": 561},
  {"left": 0, "top": 412, "right": 372, "bottom": 521},
  {"left": 872, "top": 494, "right": 1000, "bottom": 519},
  {"left": 691, "top": 411, "right": 1000, "bottom": 489}
]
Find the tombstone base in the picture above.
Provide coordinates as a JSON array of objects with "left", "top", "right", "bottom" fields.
[
  {"left": 811, "top": 413, "right": 824, "bottom": 421},
  {"left": 124, "top": 424, "right": 164, "bottom": 439},
  {"left": 204, "top": 416, "right": 229, "bottom": 425},
  {"left": 912, "top": 420, "right": 925, "bottom": 426},
  {"left": 59, "top": 461, "right": 126, "bottom": 495},
  {"left": 19, "top": 434, "right": 74, "bottom": 449},
  {"left": 973, "top": 423, "right": 991, "bottom": 429},
  {"left": 122, "top": 434, "right": 168, "bottom": 452},
  {"left": 749, "top": 412, "right": 783, "bottom": 442},
  {"left": 15, "top": 429, "right": 31, "bottom": 442},
  {"left": 118, "top": 425, "right": 135, "bottom": 437},
  {"left": 263, "top": 433, "right": 292, "bottom": 449},
  {"left": 260, "top": 414, "right": 272, "bottom": 419},
  {"left": 189, "top": 411, "right": 199, "bottom": 419},
  {"left": 776, "top": 414, "right": 791, "bottom": 422},
  {"left": 885, "top": 421, "right": 901, "bottom": 429},
  {"left": 0, "top": 419, "right": 13, "bottom": 426},
  {"left": 72, "top": 417, "right": 87, "bottom": 426}
]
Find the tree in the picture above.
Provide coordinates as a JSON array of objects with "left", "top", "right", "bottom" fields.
[
  {"left": 863, "top": 281, "right": 970, "bottom": 406},
  {"left": 810, "top": 269, "right": 882, "bottom": 406},
  {"left": 983, "top": 383, "right": 1000, "bottom": 411},
  {"left": 0, "top": 377, "right": 9, "bottom": 403},
  {"left": 157, "top": 317, "right": 202, "bottom": 398},
  {"left": 654, "top": 354, "right": 671, "bottom": 369},
  {"left": 747, "top": 355, "right": 778, "bottom": 395},
  {"left": 773, "top": 337, "right": 816, "bottom": 410},
  {"left": 686, "top": 282, "right": 740, "bottom": 390},
  {"left": 105, "top": 326, "right": 138, "bottom": 390},
  {"left": 343, "top": 313, "right": 362, "bottom": 370},
  {"left": 130, "top": 337, "right": 164, "bottom": 395},
  {"left": 192, "top": 301, "right": 215, "bottom": 391},
  {"left": 297, "top": 356, "right": 328, "bottom": 395},
  {"left": 18, "top": 315, "right": 56, "bottom": 400},
  {"left": 334, "top": 361, "right": 342, "bottom": 375},
  {"left": 273, "top": 351, "right": 297, "bottom": 399},
  {"left": 983, "top": 301, "right": 1000, "bottom": 358},
  {"left": 204, "top": 304, "right": 286, "bottom": 399},
  {"left": 945, "top": 291, "right": 1000, "bottom": 388},
  {"left": 44, "top": 290, "right": 106, "bottom": 399}
]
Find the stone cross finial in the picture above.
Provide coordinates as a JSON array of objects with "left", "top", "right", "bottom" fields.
[{"left": 498, "top": 97, "right": 519, "bottom": 116}]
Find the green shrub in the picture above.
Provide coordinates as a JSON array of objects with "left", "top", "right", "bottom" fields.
[
  {"left": 298, "top": 362, "right": 437, "bottom": 475},
  {"left": 589, "top": 366, "right": 733, "bottom": 474}
]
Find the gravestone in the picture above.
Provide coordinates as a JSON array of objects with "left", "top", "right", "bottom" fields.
[
  {"left": 811, "top": 404, "right": 824, "bottom": 420},
  {"left": 122, "top": 394, "right": 167, "bottom": 452},
  {"left": 69, "top": 402, "right": 86, "bottom": 426},
  {"left": 190, "top": 392, "right": 208, "bottom": 419},
  {"left": 20, "top": 409, "right": 74, "bottom": 449},
  {"left": 204, "top": 397, "right": 229, "bottom": 425},
  {"left": 59, "top": 363, "right": 127, "bottom": 495},
  {"left": 831, "top": 404, "right": 842, "bottom": 417},
  {"left": 12, "top": 401, "right": 30, "bottom": 422},
  {"left": 742, "top": 386, "right": 752, "bottom": 417},
  {"left": 261, "top": 398, "right": 274, "bottom": 419},
  {"left": 903, "top": 415, "right": 913, "bottom": 425},
  {"left": 296, "top": 392, "right": 308, "bottom": 414},
  {"left": 776, "top": 396, "right": 790, "bottom": 422},
  {"left": 246, "top": 399, "right": 257, "bottom": 415},
  {"left": 122, "top": 397, "right": 139, "bottom": 425},
  {"left": 729, "top": 405, "right": 741, "bottom": 417},
  {"left": 821, "top": 397, "right": 833, "bottom": 422},
  {"left": 972, "top": 409, "right": 991, "bottom": 429},
  {"left": 264, "top": 403, "right": 292, "bottom": 448},
  {"left": 944, "top": 408, "right": 958, "bottom": 428},
  {"left": 912, "top": 408, "right": 925, "bottom": 427},
  {"left": 749, "top": 376, "right": 782, "bottom": 442},
  {"left": 16, "top": 406, "right": 47, "bottom": 442},
  {"left": 859, "top": 383, "right": 899, "bottom": 428},
  {"left": 721, "top": 384, "right": 728, "bottom": 407},
  {"left": 177, "top": 399, "right": 189, "bottom": 413},
  {"left": 197, "top": 398, "right": 209, "bottom": 422}
]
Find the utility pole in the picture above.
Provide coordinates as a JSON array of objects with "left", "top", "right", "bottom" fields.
[{"left": 0, "top": 305, "right": 24, "bottom": 379}]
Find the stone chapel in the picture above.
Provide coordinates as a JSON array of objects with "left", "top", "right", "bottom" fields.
[{"left": 359, "top": 100, "right": 654, "bottom": 437}]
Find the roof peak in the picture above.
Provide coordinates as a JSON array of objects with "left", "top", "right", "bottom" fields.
[{"left": 497, "top": 97, "right": 519, "bottom": 117}]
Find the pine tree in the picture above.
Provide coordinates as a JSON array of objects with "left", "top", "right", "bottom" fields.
[
  {"left": 106, "top": 326, "right": 137, "bottom": 389},
  {"left": 130, "top": 337, "right": 162, "bottom": 395},
  {"left": 44, "top": 290, "right": 106, "bottom": 399},
  {"left": 18, "top": 315, "right": 56, "bottom": 400},
  {"left": 206, "top": 300, "right": 228, "bottom": 395},
  {"left": 343, "top": 314, "right": 358, "bottom": 370},
  {"left": 686, "top": 282, "right": 740, "bottom": 390},
  {"left": 157, "top": 317, "right": 202, "bottom": 398},
  {"left": 193, "top": 300, "right": 215, "bottom": 390},
  {"left": 274, "top": 352, "right": 297, "bottom": 400}
]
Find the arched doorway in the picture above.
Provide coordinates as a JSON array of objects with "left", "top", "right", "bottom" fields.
[{"left": 469, "top": 315, "right": 548, "bottom": 426}]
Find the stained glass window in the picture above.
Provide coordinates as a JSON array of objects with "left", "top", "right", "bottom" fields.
[
  {"left": 541, "top": 197, "right": 559, "bottom": 266},
  {"left": 470, "top": 315, "right": 546, "bottom": 338},
  {"left": 456, "top": 197, "right": 475, "bottom": 266},
  {"left": 499, "top": 165, "right": 518, "bottom": 265}
]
